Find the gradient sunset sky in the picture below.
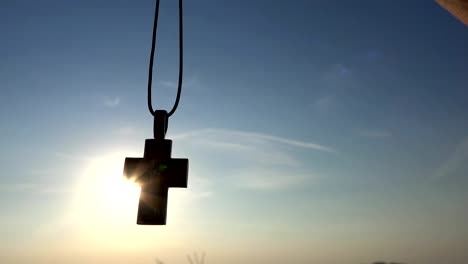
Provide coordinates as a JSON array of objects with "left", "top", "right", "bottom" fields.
[{"left": 1, "top": 1, "right": 468, "bottom": 263}]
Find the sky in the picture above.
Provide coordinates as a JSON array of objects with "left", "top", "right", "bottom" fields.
[{"left": 0, "top": 0, "right": 467, "bottom": 263}]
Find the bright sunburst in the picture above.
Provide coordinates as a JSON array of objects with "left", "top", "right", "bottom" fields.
[
  {"left": 66, "top": 151, "right": 189, "bottom": 250},
  {"left": 72, "top": 153, "right": 142, "bottom": 239},
  {"left": 76, "top": 153, "right": 140, "bottom": 219}
]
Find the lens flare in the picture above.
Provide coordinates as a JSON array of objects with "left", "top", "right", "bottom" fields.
[{"left": 68, "top": 151, "right": 189, "bottom": 251}]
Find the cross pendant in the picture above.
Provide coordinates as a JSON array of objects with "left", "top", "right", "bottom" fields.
[{"left": 123, "top": 110, "right": 188, "bottom": 225}]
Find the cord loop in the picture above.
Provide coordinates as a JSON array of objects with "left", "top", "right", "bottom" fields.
[{"left": 147, "top": 0, "right": 184, "bottom": 118}]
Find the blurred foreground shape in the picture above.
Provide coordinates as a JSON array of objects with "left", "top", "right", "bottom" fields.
[{"left": 436, "top": 0, "right": 468, "bottom": 25}]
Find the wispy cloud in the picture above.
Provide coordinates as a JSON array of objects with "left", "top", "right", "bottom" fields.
[
  {"left": 198, "top": 137, "right": 300, "bottom": 167},
  {"left": 174, "top": 128, "right": 336, "bottom": 153},
  {"left": 0, "top": 183, "right": 71, "bottom": 195},
  {"left": 323, "top": 63, "right": 352, "bottom": 82},
  {"left": 103, "top": 96, "right": 120, "bottom": 107},
  {"left": 53, "top": 151, "right": 93, "bottom": 162},
  {"left": 183, "top": 175, "right": 214, "bottom": 200},
  {"left": 236, "top": 169, "right": 317, "bottom": 190},
  {"left": 159, "top": 75, "right": 201, "bottom": 90},
  {"left": 0, "top": 183, "right": 36, "bottom": 192},
  {"left": 434, "top": 136, "right": 468, "bottom": 179},
  {"left": 313, "top": 95, "right": 335, "bottom": 111},
  {"left": 357, "top": 129, "right": 392, "bottom": 138},
  {"left": 112, "top": 126, "right": 143, "bottom": 137},
  {"left": 311, "top": 63, "right": 353, "bottom": 113},
  {"left": 159, "top": 80, "right": 177, "bottom": 88},
  {"left": 173, "top": 128, "right": 336, "bottom": 191}
]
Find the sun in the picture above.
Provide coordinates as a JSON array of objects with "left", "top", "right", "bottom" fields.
[
  {"left": 67, "top": 151, "right": 190, "bottom": 250},
  {"left": 72, "top": 152, "right": 141, "bottom": 230}
]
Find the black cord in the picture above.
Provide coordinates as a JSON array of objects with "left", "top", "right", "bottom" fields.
[{"left": 147, "top": 0, "right": 184, "bottom": 117}]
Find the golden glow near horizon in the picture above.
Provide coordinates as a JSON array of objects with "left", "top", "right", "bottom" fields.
[
  {"left": 74, "top": 152, "right": 140, "bottom": 224},
  {"left": 71, "top": 153, "right": 141, "bottom": 246},
  {"left": 63, "top": 152, "right": 189, "bottom": 251}
]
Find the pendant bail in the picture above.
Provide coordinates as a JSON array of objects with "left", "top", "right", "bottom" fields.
[{"left": 153, "top": 110, "right": 168, "bottom": 140}]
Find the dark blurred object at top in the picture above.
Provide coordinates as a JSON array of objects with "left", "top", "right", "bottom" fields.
[{"left": 436, "top": 0, "right": 468, "bottom": 25}]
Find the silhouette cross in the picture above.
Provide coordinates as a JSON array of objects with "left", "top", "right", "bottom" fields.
[
  {"left": 123, "top": 111, "right": 188, "bottom": 225},
  {"left": 124, "top": 139, "right": 188, "bottom": 225}
]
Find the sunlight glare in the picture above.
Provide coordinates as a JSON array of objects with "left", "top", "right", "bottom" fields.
[
  {"left": 68, "top": 151, "right": 191, "bottom": 251},
  {"left": 71, "top": 152, "right": 147, "bottom": 247},
  {"left": 75, "top": 153, "right": 140, "bottom": 222}
]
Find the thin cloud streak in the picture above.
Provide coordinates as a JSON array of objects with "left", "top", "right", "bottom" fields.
[
  {"left": 53, "top": 151, "right": 93, "bottom": 162},
  {"left": 433, "top": 136, "right": 468, "bottom": 179},
  {"left": 236, "top": 169, "right": 314, "bottom": 190},
  {"left": 173, "top": 128, "right": 336, "bottom": 153},
  {"left": 103, "top": 96, "right": 120, "bottom": 107},
  {"left": 0, "top": 183, "right": 70, "bottom": 195},
  {"left": 173, "top": 128, "right": 335, "bottom": 191},
  {"left": 159, "top": 80, "right": 177, "bottom": 88},
  {"left": 113, "top": 126, "right": 143, "bottom": 137},
  {"left": 159, "top": 75, "right": 201, "bottom": 90},
  {"left": 313, "top": 95, "right": 335, "bottom": 112}
]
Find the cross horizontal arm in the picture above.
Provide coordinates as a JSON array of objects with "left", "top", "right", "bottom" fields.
[
  {"left": 124, "top": 158, "right": 188, "bottom": 187},
  {"left": 123, "top": 157, "right": 147, "bottom": 183},
  {"left": 167, "top": 158, "right": 189, "bottom": 188}
]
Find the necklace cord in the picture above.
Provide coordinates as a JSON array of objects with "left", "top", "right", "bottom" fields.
[{"left": 147, "top": 0, "right": 183, "bottom": 117}]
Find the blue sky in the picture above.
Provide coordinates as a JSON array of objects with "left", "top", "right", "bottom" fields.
[{"left": 1, "top": 0, "right": 468, "bottom": 263}]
